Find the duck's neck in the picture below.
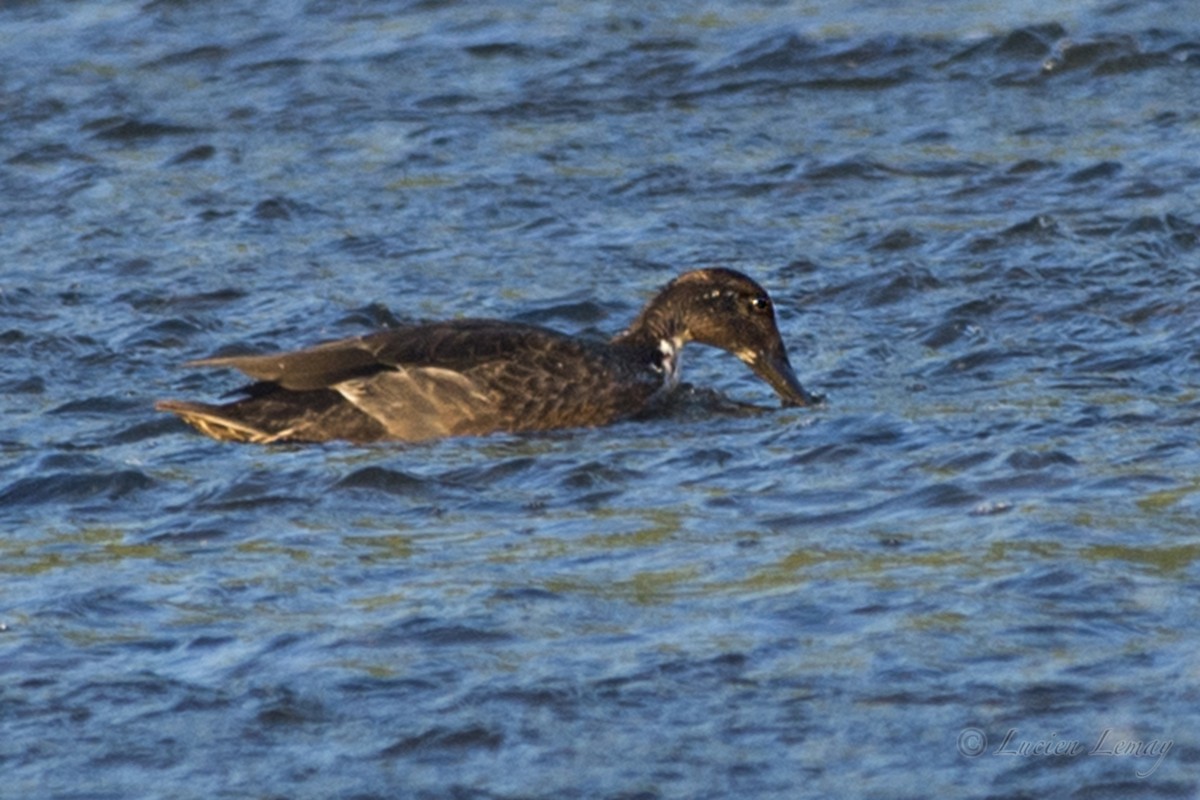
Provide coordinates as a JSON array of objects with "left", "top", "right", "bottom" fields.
[
  {"left": 611, "top": 293, "right": 691, "bottom": 388},
  {"left": 612, "top": 293, "right": 690, "bottom": 351}
]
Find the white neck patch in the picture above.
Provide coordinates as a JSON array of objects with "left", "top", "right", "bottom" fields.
[{"left": 657, "top": 336, "right": 684, "bottom": 389}]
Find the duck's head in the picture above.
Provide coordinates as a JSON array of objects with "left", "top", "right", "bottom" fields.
[{"left": 625, "top": 268, "right": 819, "bottom": 407}]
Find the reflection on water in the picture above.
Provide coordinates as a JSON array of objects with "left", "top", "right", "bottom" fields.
[{"left": 2, "top": 0, "right": 1200, "bottom": 797}]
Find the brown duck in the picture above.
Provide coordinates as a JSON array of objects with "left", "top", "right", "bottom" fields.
[{"left": 156, "top": 268, "right": 818, "bottom": 443}]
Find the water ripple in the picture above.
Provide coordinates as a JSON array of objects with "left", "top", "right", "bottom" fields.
[{"left": 2, "top": 3, "right": 1199, "bottom": 798}]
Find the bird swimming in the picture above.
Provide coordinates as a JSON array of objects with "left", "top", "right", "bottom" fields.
[{"left": 156, "top": 268, "right": 818, "bottom": 444}]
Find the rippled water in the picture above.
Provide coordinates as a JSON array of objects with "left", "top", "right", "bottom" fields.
[{"left": 3, "top": 1, "right": 1200, "bottom": 797}]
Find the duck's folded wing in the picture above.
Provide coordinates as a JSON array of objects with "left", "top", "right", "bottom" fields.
[
  {"left": 186, "top": 321, "right": 555, "bottom": 391},
  {"left": 187, "top": 332, "right": 406, "bottom": 390},
  {"left": 336, "top": 366, "right": 498, "bottom": 440}
]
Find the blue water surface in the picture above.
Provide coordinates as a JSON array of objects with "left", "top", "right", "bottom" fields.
[{"left": 2, "top": 1, "right": 1199, "bottom": 798}]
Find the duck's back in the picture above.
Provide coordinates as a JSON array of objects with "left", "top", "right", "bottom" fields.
[{"left": 158, "top": 320, "right": 667, "bottom": 443}]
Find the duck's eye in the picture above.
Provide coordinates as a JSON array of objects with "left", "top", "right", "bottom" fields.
[{"left": 750, "top": 295, "right": 771, "bottom": 313}]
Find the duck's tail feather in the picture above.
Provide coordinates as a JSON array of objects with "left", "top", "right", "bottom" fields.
[
  {"left": 156, "top": 388, "right": 391, "bottom": 444},
  {"left": 155, "top": 399, "right": 287, "bottom": 444}
]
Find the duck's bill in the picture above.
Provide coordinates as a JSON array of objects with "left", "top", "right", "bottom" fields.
[{"left": 752, "top": 348, "right": 821, "bottom": 408}]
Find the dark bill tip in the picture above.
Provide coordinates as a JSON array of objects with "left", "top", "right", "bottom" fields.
[{"left": 754, "top": 349, "right": 821, "bottom": 408}]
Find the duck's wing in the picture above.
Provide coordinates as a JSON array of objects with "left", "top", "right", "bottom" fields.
[
  {"left": 187, "top": 320, "right": 559, "bottom": 390},
  {"left": 187, "top": 331, "right": 399, "bottom": 391},
  {"left": 335, "top": 366, "right": 498, "bottom": 440},
  {"left": 341, "top": 321, "right": 649, "bottom": 438}
]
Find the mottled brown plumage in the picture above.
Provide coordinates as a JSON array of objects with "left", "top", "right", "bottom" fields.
[{"left": 156, "top": 268, "right": 817, "bottom": 443}]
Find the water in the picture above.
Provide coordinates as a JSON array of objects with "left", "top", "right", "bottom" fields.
[{"left": 2, "top": 1, "right": 1199, "bottom": 797}]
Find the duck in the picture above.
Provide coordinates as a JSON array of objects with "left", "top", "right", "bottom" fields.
[{"left": 156, "top": 267, "right": 818, "bottom": 444}]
